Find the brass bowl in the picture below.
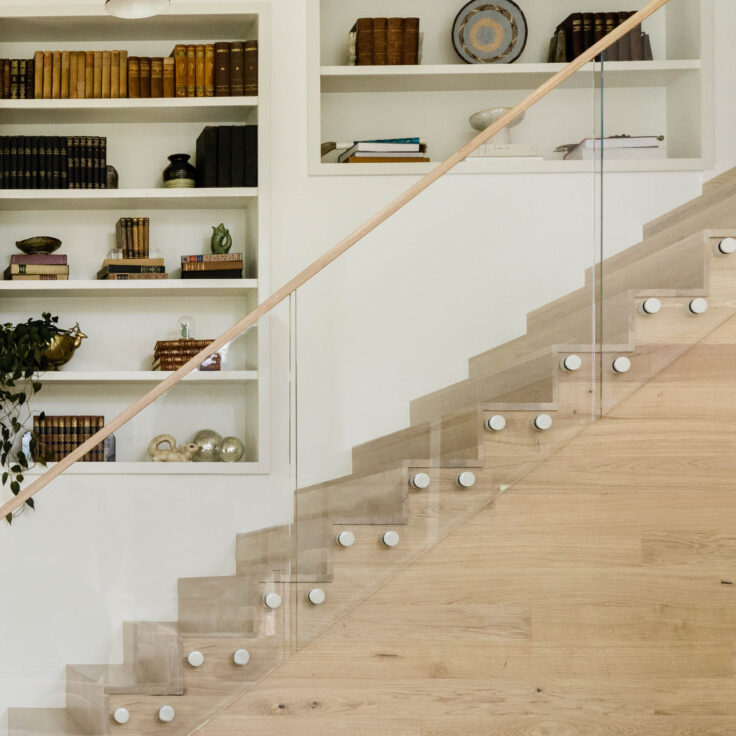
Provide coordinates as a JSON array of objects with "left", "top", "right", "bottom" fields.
[
  {"left": 16, "top": 236, "right": 62, "bottom": 255},
  {"left": 41, "top": 324, "right": 87, "bottom": 371}
]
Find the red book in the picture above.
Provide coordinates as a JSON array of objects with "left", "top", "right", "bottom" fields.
[{"left": 10, "top": 254, "right": 68, "bottom": 265}]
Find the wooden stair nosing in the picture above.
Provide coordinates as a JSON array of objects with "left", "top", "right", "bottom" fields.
[{"left": 8, "top": 708, "right": 90, "bottom": 736}]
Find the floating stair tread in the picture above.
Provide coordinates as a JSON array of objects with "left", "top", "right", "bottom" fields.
[
  {"left": 67, "top": 663, "right": 175, "bottom": 694},
  {"left": 7, "top": 708, "right": 87, "bottom": 736}
]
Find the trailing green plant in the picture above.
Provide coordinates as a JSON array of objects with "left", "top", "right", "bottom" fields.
[{"left": 0, "top": 313, "right": 64, "bottom": 524}]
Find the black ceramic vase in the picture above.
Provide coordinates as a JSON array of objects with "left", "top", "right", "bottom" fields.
[{"left": 163, "top": 153, "right": 196, "bottom": 188}]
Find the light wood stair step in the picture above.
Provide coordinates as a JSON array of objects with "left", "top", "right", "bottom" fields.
[{"left": 8, "top": 709, "right": 90, "bottom": 736}]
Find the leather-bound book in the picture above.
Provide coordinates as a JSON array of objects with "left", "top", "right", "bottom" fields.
[
  {"left": 616, "top": 11, "right": 633, "bottom": 61},
  {"left": 630, "top": 19, "right": 644, "bottom": 60},
  {"left": 195, "top": 125, "right": 218, "bottom": 187},
  {"left": 37, "top": 136, "right": 47, "bottom": 188},
  {"left": 243, "top": 124, "right": 257, "bottom": 187},
  {"left": 93, "top": 51, "right": 103, "bottom": 98},
  {"left": 91, "top": 136, "right": 100, "bottom": 188},
  {"left": 387, "top": 18, "right": 403, "bottom": 64},
  {"left": 139, "top": 57, "right": 151, "bottom": 98},
  {"left": 29, "top": 136, "right": 38, "bottom": 188},
  {"left": 3, "top": 59, "right": 11, "bottom": 98},
  {"left": 230, "top": 41, "right": 244, "bottom": 96},
  {"left": 101, "top": 50, "right": 111, "bottom": 97},
  {"left": 582, "top": 12, "right": 594, "bottom": 51},
  {"left": 119, "top": 50, "right": 127, "bottom": 98},
  {"left": 25, "top": 58, "right": 34, "bottom": 99},
  {"left": 18, "top": 60, "right": 26, "bottom": 99},
  {"left": 172, "top": 44, "right": 186, "bottom": 97},
  {"left": 68, "top": 135, "right": 77, "bottom": 189},
  {"left": 151, "top": 57, "right": 163, "bottom": 97},
  {"left": 402, "top": 18, "right": 419, "bottom": 64},
  {"left": 111, "top": 51, "right": 120, "bottom": 97},
  {"left": 214, "top": 42, "right": 230, "bottom": 96},
  {"left": 61, "top": 50, "right": 70, "bottom": 98},
  {"left": 34, "top": 50, "right": 43, "bottom": 99},
  {"left": 127, "top": 56, "right": 140, "bottom": 97},
  {"left": 162, "top": 56, "right": 175, "bottom": 97},
  {"left": 69, "top": 52, "right": 78, "bottom": 98},
  {"left": 50, "top": 136, "right": 59, "bottom": 189},
  {"left": 59, "top": 135, "right": 68, "bottom": 189},
  {"left": 205, "top": 44, "right": 215, "bottom": 96},
  {"left": 355, "top": 18, "right": 374, "bottom": 65},
  {"left": 76, "top": 51, "right": 86, "bottom": 98},
  {"left": 373, "top": 18, "right": 388, "bottom": 64},
  {"left": 186, "top": 44, "right": 196, "bottom": 97},
  {"left": 99, "top": 136, "right": 106, "bottom": 188},
  {"left": 51, "top": 51, "right": 61, "bottom": 98},
  {"left": 195, "top": 44, "right": 205, "bottom": 96},
  {"left": 604, "top": 13, "right": 619, "bottom": 61},
  {"left": 23, "top": 136, "right": 31, "bottom": 187},
  {"left": 244, "top": 40, "right": 258, "bottom": 95},
  {"left": 642, "top": 32, "right": 653, "bottom": 61},
  {"left": 217, "top": 124, "right": 232, "bottom": 187},
  {"left": 85, "top": 51, "right": 94, "bottom": 98}
]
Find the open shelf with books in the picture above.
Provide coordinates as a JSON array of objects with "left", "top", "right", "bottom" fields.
[
  {"left": 308, "top": 0, "right": 712, "bottom": 175},
  {"left": 0, "top": 1, "right": 271, "bottom": 475}
]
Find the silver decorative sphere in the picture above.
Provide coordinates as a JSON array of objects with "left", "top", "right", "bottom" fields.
[
  {"left": 190, "top": 429, "right": 222, "bottom": 462},
  {"left": 218, "top": 436, "right": 244, "bottom": 463}
]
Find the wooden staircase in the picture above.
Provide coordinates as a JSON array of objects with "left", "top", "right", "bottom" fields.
[{"left": 8, "top": 179, "right": 736, "bottom": 735}]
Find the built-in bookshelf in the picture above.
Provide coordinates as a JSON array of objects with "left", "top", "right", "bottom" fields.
[
  {"left": 0, "top": 1, "right": 270, "bottom": 474},
  {"left": 308, "top": 0, "right": 713, "bottom": 175}
]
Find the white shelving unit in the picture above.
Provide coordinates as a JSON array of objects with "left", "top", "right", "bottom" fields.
[
  {"left": 308, "top": 0, "right": 713, "bottom": 175},
  {"left": 0, "top": 1, "right": 271, "bottom": 474}
]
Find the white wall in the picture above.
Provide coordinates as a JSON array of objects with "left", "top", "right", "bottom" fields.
[{"left": 1, "top": 0, "right": 735, "bottom": 731}]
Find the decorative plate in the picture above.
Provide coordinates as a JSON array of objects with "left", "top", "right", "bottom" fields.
[
  {"left": 16, "top": 236, "right": 62, "bottom": 254},
  {"left": 452, "top": 0, "right": 528, "bottom": 64}
]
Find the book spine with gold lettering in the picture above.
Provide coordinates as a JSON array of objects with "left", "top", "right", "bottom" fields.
[
  {"left": 195, "top": 44, "right": 205, "bottom": 96},
  {"left": 244, "top": 40, "right": 258, "bottom": 95},
  {"left": 111, "top": 50, "right": 120, "bottom": 97},
  {"left": 85, "top": 51, "right": 94, "bottom": 98},
  {"left": 127, "top": 56, "right": 140, "bottom": 98},
  {"left": 93, "top": 50, "right": 102, "bottom": 98},
  {"left": 186, "top": 44, "right": 196, "bottom": 97},
  {"left": 172, "top": 44, "right": 186, "bottom": 97},
  {"left": 229, "top": 41, "right": 244, "bottom": 96},
  {"left": 214, "top": 42, "right": 230, "bottom": 96},
  {"left": 163, "top": 56, "right": 175, "bottom": 97},
  {"left": 139, "top": 57, "right": 151, "bottom": 98},
  {"left": 119, "top": 50, "right": 128, "bottom": 98},
  {"left": 151, "top": 57, "right": 163, "bottom": 97}
]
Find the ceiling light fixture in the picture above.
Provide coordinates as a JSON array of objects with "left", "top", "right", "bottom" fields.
[{"left": 105, "top": 0, "right": 170, "bottom": 19}]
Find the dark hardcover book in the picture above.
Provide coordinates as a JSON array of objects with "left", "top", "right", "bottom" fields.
[
  {"left": 9, "top": 135, "right": 18, "bottom": 188},
  {"left": 243, "top": 124, "right": 257, "bottom": 187},
  {"left": 51, "top": 136, "right": 60, "bottom": 189},
  {"left": 402, "top": 18, "right": 419, "bottom": 64},
  {"left": 195, "top": 125, "right": 218, "bottom": 188},
  {"left": 127, "top": 56, "right": 140, "bottom": 97},
  {"left": 230, "top": 41, "right": 245, "bottom": 96},
  {"left": 23, "top": 136, "right": 31, "bottom": 189},
  {"left": 25, "top": 58, "right": 34, "bottom": 99},
  {"left": 616, "top": 11, "right": 634, "bottom": 61},
  {"left": 91, "top": 136, "right": 100, "bottom": 189},
  {"left": 373, "top": 18, "right": 388, "bottom": 64},
  {"left": 582, "top": 12, "right": 594, "bottom": 52},
  {"left": 81, "top": 135, "right": 89, "bottom": 189},
  {"left": 630, "top": 19, "right": 644, "bottom": 60},
  {"left": 642, "top": 32, "right": 653, "bottom": 61},
  {"left": 214, "top": 42, "right": 230, "bottom": 96},
  {"left": 217, "top": 124, "right": 232, "bottom": 187},
  {"left": 69, "top": 136, "right": 78, "bottom": 189},
  {"left": 10, "top": 59, "right": 19, "bottom": 99},
  {"left": 355, "top": 17, "right": 374, "bottom": 65},
  {"left": 151, "top": 57, "right": 163, "bottom": 98},
  {"left": 100, "top": 264, "right": 166, "bottom": 274},
  {"left": 18, "top": 59, "right": 27, "bottom": 99},
  {"left": 30, "top": 136, "right": 38, "bottom": 189},
  {"left": 604, "top": 13, "right": 619, "bottom": 61},
  {"left": 230, "top": 125, "right": 245, "bottom": 187},
  {"left": 11, "top": 254, "right": 67, "bottom": 265},
  {"left": 99, "top": 137, "right": 107, "bottom": 189},
  {"left": 244, "top": 40, "right": 258, "bottom": 95},
  {"left": 593, "top": 12, "right": 606, "bottom": 60},
  {"left": 387, "top": 18, "right": 403, "bottom": 64},
  {"left": 0, "top": 136, "right": 5, "bottom": 189},
  {"left": 3, "top": 59, "right": 10, "bottom": 98},
  {"left": 139, "top": 57, "right": 151, "bottom": 98},
  {"left": 59, "top": 136, "right": 68, "bottom": 189},
  {"left": 181, "top": 269, "right": 243, "bottom": 279},
  {"left": 37, "top": 136, "right": 47, "bottom": 189}
]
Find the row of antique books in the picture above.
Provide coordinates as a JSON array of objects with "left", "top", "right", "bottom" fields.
[
  {"left": 4, "top": 252, "right": 69, "bottom": 281},
  {"left": 0, "top": 135, "right": 108, "bottom": 190},
  {"left": 32, "top": 415, "right": 106, "bottom": 462},
  {"left": 350, "top": 18, "right": 420, "bottom": 66},
  {"left": 0, "top": 59, "right": 35, "bottom": 99},
  {"left": 116, "top": 218, "right": 151, "bottom": 259},
  {"left": 181, "top": 252, "right": 243, "bottom": 279},
  {"left": 195, "top": 125, "right": 257, "bottom": 188},
  {"left": 153, "top": 338, "right": 220, "bottom": 371},
  {"left": 171, "top": 42, "right": 257, "bottom": 98},
  {"left": 549, "top": 11, "right": 653, "bottom": 63},
  {"left": 97, "top": 257, "right": 167, "bottom": 281}
]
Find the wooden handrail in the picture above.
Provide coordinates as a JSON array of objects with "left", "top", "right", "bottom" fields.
[{"left": 0, "top": 0, "right": 671, "bottom": 522}]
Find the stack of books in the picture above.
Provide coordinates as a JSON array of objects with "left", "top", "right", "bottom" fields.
[
  {"left": 97, "top": 257, "right": 167, "bottom": 281},
  {"left": 195, "top": 125, "right": 257, "bottom": 187},
  {"left": 549, "top": 11, "right": 653, "bottom": 63},
  {"left": 116, "top": 218, "right": 150, "bottom": 258},
  {"left": 33, "top": 415, "right": 106, "bottom": 462},
  {"left": 153, "top": 339, "right": 221, "bottom": 371},
  {"left": 563, "top": 135, "right": 666, "bottom": 160},
  {"left": 181, "top": 253, "right": 243, "bottom": 279},
  {"left": 338, "top": 138, "right": 428, "bottom": 164},
  {"left": 349, "top": 18, "right": 420, "bottom": 65},
  {"left": 0, "top": 59, "right": 35, "bottom": 99},
  {"left": 4, "top": 252, "right": 68, "bottom": 281},
  {"left": 0, "top": 135, "right": 108, "bottom": 189},
  {"left": 171, "top": 41, "right": 257, "bottom": 98}
]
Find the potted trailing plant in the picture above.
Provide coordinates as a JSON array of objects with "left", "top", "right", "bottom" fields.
[{"left": 0, "top": 313, "right": 66, "bottom": 524}]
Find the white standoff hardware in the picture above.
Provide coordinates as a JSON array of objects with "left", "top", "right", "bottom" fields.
[
  {"left": 308, "top": 588, "right": 326, "bottom": 605},
  {"left": 186, "top": 650, "right": 204, "bottom": 668},
  {"left": 158, "top": 706, "right": 175, "bottom": 723},
  {"left": 457, "top": 471, "right": 476, "bottom": 488},
  {"left": 561, "top": 354, "right": 583, "bottom": 372},
  {"left": 534, "top": 414, "right": 553, "bottom": 431},
  {"left": 718, "top": 237, "right": 736, "bottom": 255},
  {"left": 410, "top": 472, "right": 431, "bottom": 489},
  {"left": 689, "top": 297, "right": 708, "bottom": 314},
  {"left": 381, "top": 530, "right": 400, "bottom": 547},
  {"left": 485, "top": 414, "right": 507, "bottom": 431},
  {"left": 112, "top": 708, "right": 130, "bottom": 725},
  {"left": 233, "top": 648, "right": 251, "bottom": 666},
  {"left": 612, "top": 356, "right": 632, "bottom": 374},
  {"left": 336, "top": 530, "right": 355, "bottom": 548},
  {"left": 642, "top": 298, "right": 662, "bottom": 315},
  {"left": 263, "top": 592, "right": 282, "bottom": 609}
]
